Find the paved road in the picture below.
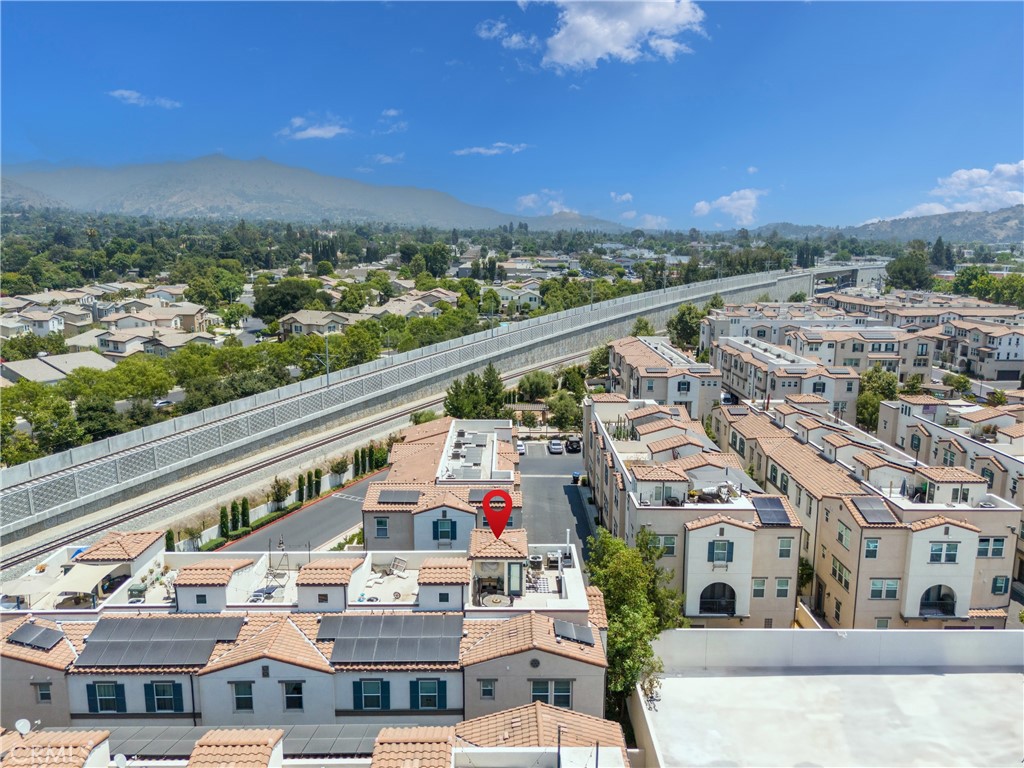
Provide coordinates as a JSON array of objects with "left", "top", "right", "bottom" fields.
[
  {"left": 517, "top": 441, "right": 591, "bottom": 559},
  {"left": 221, "top": 470, "right": 389, "bottom": 553},
  {"left": 930, "top": 366, "right": 1011, "bottom": 401}
]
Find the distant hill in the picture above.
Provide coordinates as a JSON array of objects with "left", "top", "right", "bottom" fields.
[
  {"left": 1, "top": 155, "right": 626, "bottom": 232},
  {"left": 753, "top": 206, "right": 1024, "bottom": 244},
  {"left": 0, "top": 177, "right": 69, "bottom": 210}
]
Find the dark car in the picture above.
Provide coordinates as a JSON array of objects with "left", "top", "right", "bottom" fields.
[{"left": 565, "top": 437, "right": 582, "bottom": 453}]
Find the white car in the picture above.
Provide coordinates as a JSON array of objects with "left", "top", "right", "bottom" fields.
[
  {"left": 516, "top": 440, "right": 526, "bottom": 455},
  {"left": 548, "top": 439, "right": 564, "bottom": 454}
]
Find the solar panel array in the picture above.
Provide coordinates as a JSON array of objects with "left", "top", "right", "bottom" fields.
[
  {"left": 752, "top": 496, "right": 790, "bottom": 525},
  {"left": 75, "top": 617, "right": 244, "bottom": 668},
  {"left": 319, "top": 614, "right": 463, "bottom": 664},
  {"left": 377, "top": 490, "right": 422, "bottom": 504},
  {"left": 552, "top": 620, "right": 595, "bottom": 647},
  {"left": 7, "top": 623, "right": 64, "bottom": 650},
  {"left": 851, "top": 496, "right": 897, "bottom": 525},
  {"left": 827, "top": 367, "right": 850, "bottom": 375},
  {"left": 728, "top": 407, "right": 748, "bottom": 416},
  {"left": 647, "top": 367, "right": 669, "bottom": 374},
  {"left": 860, "top": 331, "right": 896, "bottom": 340}
]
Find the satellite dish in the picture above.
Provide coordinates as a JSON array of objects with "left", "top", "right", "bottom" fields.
[
  {"left": 114, "top": 754, "right": 128, "bottom": 768},
  {"left": 14, "top": 719, "right": 31, "bottom": 736}
]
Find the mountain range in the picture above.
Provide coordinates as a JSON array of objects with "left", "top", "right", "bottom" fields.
[{"left": 2, "top": 155, "right": 1021, "bottom": 242}]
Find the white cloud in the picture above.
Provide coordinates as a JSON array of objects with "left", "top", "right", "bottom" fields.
[
  {"left": 692, "top": 188, "right": 768, "bottom": 226},
  {"left": 453, "top": 141, "right": 529, "bottom": 157},
  {"left": 276, "top": 114, "right": 351, "bottom": 140},
  {"left": 502, "top": 32, "right": 540, "bottom": 50},
  {"left": 610, "top": 191, "right": 633, "bottom": 204},
  {"left": 381, "top": 108, "right": 401, "bottom": 118},
  {"left": 883, "top": 160, "right": 1024, "bottom": 219},
  {"left": 372, "top": 152, "right": 405, "bottom": 165},
  {"left": 640, "top": 214, "right": 669, "bottom": 229},
  {"left": 476, "top": 19, "right": 508, "bottom": 39},
  {"left": 542, "top": 1, "right": 704, "bottom": 71},
  {"left": 747, "top": 166, "right": 758, "bottom": 175},
  {"left": 517, "top": 188, "right": 576, "bottom": 215},
  {"left": 375, "top": 109, "right": 408, "bottom": 135},
  {"left": 478, "top": 18, "right": 539, "bottom": 51},
  {"left": 108, "top": 89, "right": 181, "bottom": 109},
  {"left": 620, "top": 210, "right": 637, "bottom": 220}
]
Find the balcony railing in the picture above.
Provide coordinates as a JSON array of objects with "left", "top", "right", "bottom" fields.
[
  {"left": 919, "top": 600, "right": 956, "bottom": 616},
  {"left": 699, "top": 598, "right": 736, "bottom": 615}
]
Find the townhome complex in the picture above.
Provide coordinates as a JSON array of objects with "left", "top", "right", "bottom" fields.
[{"left": 606, "top": 335, "right": 722, "bottom": 418}]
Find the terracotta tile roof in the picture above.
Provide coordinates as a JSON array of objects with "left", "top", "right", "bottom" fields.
[
  {"left": 455, "top": 701, "right": 627, "bottom": 763},
  {"left": 201, "top": 616, "right": 333, "bottom": 675},
  {"left": 685, "top": 513, "right": 758, "bottom": 532},
  {"left": 0, "top": 616, "right": 78, "bottom": 671},
  {"left": 731, "top": 413, "right": 786, "bottom": 440},
  {"left": 916, "top": 466, "right": 986, "bottom": 483},
  {"left": 386, "top": 441, "right": 444, "bottom": 482},
  {"left": 626, "top": 404, "right": 677, "bottom": 420},
  {"left": 461, "top": 612, "right": 606, "bottom": 668},
  {"left": 590, "top": 393, "right": 629, "bottom": 402},
  {"left": 908, "top": 515, "right": 982, "bottom": 533},
  {"left": 786, "top": 393, "right": 828, "bottom": 404},
  {"left": 968, "top": 607, "right": 1008, "bottom": 618},
  {"left": 750, "top": 494, "right": 802, "bottom": 527},
  {"left": 974, "top": 454, "right": 1007, "bottom": 472},
  {"left": 634, "top": 418, "right": 689, "bottom": 436},
  {"left": 822, "top": 433, "right": 853, "bottom": 448},
  {"left": 397, "top": 415, "right": 455, "bottom": 444},
  {"left": 670, "top": 452, "right": 744, "bottom": 471},
  {"left": 175, "top": 558, "right": 254, "bottom": 587},
  {"left": 854, "top": 451, "right": 912, "bottom": 472},
  {"left": 187, "top": 728, "right": 284, "bottom": 768},
  {"left": 631, "top": 464, "right": 689, "bottom": 482},
  {"left": 586, "top": 586, "right": 609, "bottom": 630},
  {"left": 418, "top": 557, "right": 472, "bottom": 585},
  {"left": 837, "top": 496, "right": 904, "bottom": 529},
  {"left": 997, "top": 422, "right": 1024, "bottom": 438},
  {"left": 371, "top": 727, "right": 455, "bottom": 768},
  {"left": 468, "top": 528, "right": 528, "bottom": 559},
  {"left": 0, "top": 730, "right": 109, "bottom": 767},
  {"left": 74, "top": 530, "right": 164, "bottom": 562},
  {"left": 958, "top": 407, "right": 1008, "bottom": 423},
  {"left": 363, "top": 483, "right": 522, "bottom": 515},
  {"left": 614, "top": 471, "right": 625, "bottom": 490},
  {"left": 774, "top": 403, "right": 799, "bottom": 416},
  {"left": 898, "top": 394, "right": 944, "bottom": 405},
  {"left": 295, "top": 558, "right": 363, "bottom": 587},
  {"left": 647, "top": 434, "right": 705, "bottom": 453},
  {"left": 936, "top": 436, "right": 965, "bottom": 452},
  {"left": 762, "top": 441, "right": 863, "bottom": 499}
]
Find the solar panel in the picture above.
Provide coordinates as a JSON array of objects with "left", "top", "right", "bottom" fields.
[
  {"left": 851, "top": 496, "right": 897, "bottom": 525},
  {"left": 7, "top": 623, "right": 64, "bottom": 650},
  {"left": 552, "top": 620, "right": 596, "bottom": 647},
  {"left": 827, "top": 367, "right": 850, "bottom": 374},
  {"left": 468, "top": 488, "right": 487, "bottom": 503},
  {"left": 728, "top": 407, "right": 747, "bottom": 416},
  {"left": 326, "top": 614, "right": 463, "bottom": 664},
  {"left": 860, "top": 331, "right": 896, "bottom": 340},
  {"left": 378, "top": 489, "right": 421, "bottom": 504},
  {"left": 752, "top": 496, "right": 790, "bottom": 525},
  {"left": 75, "top": 617, "right": 243, "bottom": 667},
  {"left": 647, "top": 367, "right": 669, "bottom": 373}
]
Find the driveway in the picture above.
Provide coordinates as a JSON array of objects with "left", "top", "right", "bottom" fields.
[{"left": 517, "top": 441, "right": 592, "bottom": 562}]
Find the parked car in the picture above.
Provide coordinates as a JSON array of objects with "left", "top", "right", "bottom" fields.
[
  {"left": 565, "top": 437, "right": 581, "bottom": 453},
  {"left": 548, "top": 439, "right": 564, "bottom": 454},
  {"left": 516, "top": 440, "right": 526, "bottom": 455},
  {"left": 153, "top": 399, "right": 173, "bottom": 409}
]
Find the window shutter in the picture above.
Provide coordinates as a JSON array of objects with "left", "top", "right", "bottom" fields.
[
  {"left": 438, "top": 680, "right": 447, "bottom": 710},
  {"left": 352, "top": 681, "right": 363, "bottom": 711},
  {"left": 172, "top": 683, "right": 184, "bottom": 713},
  {"left": 381, "top": 681, "right": 391, "bottom": 710},
  {"left": 115, "top": 684, "right": 127, "bottom": 713},
  {"left": 450, "top": 521, "right": 457, "bottom": 540},
  {"left": 707, "top": 542, "right": 715, "bottom": 562},
  {"left": 144, "top": 683, "right": 156, "bottom": 713},
  {"left": 409, "top": 680, "right": 419, "bottom": 710},
  {"left": 726, "top": 542, "right": 734, "bottom": 562},
  {"left": 86, "top": 684, "right": 99, "bottom": 713},
  {"left": 432, "top": 520, "right": 439, "bottom": 540}
]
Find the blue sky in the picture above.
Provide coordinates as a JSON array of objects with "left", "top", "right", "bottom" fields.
[{"left": 3, "top": 1, "right": 1022, "bottom": 230}]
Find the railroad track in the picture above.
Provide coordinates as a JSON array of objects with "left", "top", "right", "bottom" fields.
[{"left": 0, "top": 350, "right": 588, "bottom": 573}]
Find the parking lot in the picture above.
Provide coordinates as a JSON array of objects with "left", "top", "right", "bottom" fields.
[{"left": 517, "top": 440, "right": 592, "bottom": 559}]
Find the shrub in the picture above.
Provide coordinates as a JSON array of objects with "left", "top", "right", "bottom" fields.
[
  {"left": 227, "top": 526, "right": 252, "bottom": 541},
  {"left": 306, "top": 470, "right": 314, "bottom": 498},
  {"left": 219, "top": 507, "right": 229, "bottom": 539},
  {"left": 314, "top": 468, "right": 323, "bottom": 496},
  {"left": 164, "top": 530, "right": 175, "bottom": 552},
  {"left": 270, "top": 476, "right": 290, "bottom": 505},
  {"left": 411, "top": 409, "right": 437, "bottom": 424},
  {"left": 230, "top": 500, "right": 240, "bottom": 531},
  {"left": 240, "top": 497, "right": 250, "bottom": 528},
  {"left": 200, "top": 537, "right": 226, "bottom": 552},
  {"left": 330, "top": 455, "right": 350, "bottom": 476},
  {"left": 297, "top": 474, "right": 305, "bottom": 503}
]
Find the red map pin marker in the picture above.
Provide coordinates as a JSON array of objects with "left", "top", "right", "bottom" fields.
[{"left": 482, "top": 489, "right": 512, "bottom": 540}]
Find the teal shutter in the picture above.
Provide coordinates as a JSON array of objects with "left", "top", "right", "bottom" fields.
[
  {"left": 86, "top": 684, "right": 99, "bottom": 713},
  {"left": 438, "top": 680, "right": 447, "bottom": 710},
  {"left": 726, "top": 542, "right": 734, "bottom": 562},
  {"left": 707, "top": 542, "right": 715, "bottom": 562},
  {"left": 381, "top": 681, "right": 391, "bottom": 710},
  {"left": 114, "top": 684, "right": 127, "bottom": 713},
  {"left": 450, "top": 521, "right": 457, "bottom": 540},
  {"left": 172, "top": 683, "right": 184, "bottom": 713},
  {"left": 409, "top": 680, "right": 420, "bottom": 710},
  {"left": 353, "top": 681, "right": 363, "bottom": 711},
  {"left": 432, "top": 521, "right": 439, "bottom": 540},
  {"left": 144, "top": 683, "right": 156, "bottom": 713}
]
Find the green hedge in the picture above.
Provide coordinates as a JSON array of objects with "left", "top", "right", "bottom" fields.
[
  {"left": 251, "top": 501, "right": 303, "bottom": 531},
  {"left": 200, "top": 537, "right": 227, "bottom": 551},
  {"left": 227, "top": 526, "right": 252, "bottom": 541}
]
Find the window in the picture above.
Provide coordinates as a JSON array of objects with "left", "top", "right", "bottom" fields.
[
  {"left": 917, "top": 343, "right": 928, "bottom": 356},
  {"left": 780, "top": 474, "right": 789, "bottom": 493},
  {"left": 812, "top": 382, "right": 826, "bottom": 394},
  {"left": 752, "top": 578, "right": 766, "bottom": 598},
  {"left": 231, "top": 682, "right": 254, "bottom": 712},
  {"left": 929, "top": 542, "right": 958, "bottom": 563},
  {"left": 414, "top": 679, "right": 442, "bottom": 709},
  {"left": 195, "top": 594, "right": 207, "bottom": 605},
  {"left": 852, "top": 343, "right": 864, "bottom": 352},
  {"left": 87, "top": 682, "right": 125, "bottom": 714},
  {"left": 942, "top": 449, "right": 956, "bottom": 467},
  {"left": 708, "top": 540, "right": 733, "bottom": 563},
  {"left": 864, "top": 538, "right": 879, "bottom": 559},
  {"left": 33, "top": 682, "right": 51, "bottom": 703},
  {"left": 951, "top": 486, "right": 970, "bottom": 503},
  {"left": 283, "top": 681, "right": 304, "bottom": 711},
  {"left": 769, "top": 465, "right": 778, "bottom": 484},
  {"left": 992, "top": 576, "right": 1009, "bottom": 595},
  {"left": 480, "top": 679, "right": 496, "bottom": 699},
  {"left": 532, "top": 680, "right": 572, "bottom": 708},
  {"left": 656, "top": 534, "right": 677, "bottom": 556},
  {"left": 778, "top": 538, "right": 793, "bottom": 558},
  {"left": 355, "top": 679, "right": 389, "bottom": 710},
  {"left": 831, "top": 557, "right": 851, "bottom": 590},
  {"left": 846, "top": 381, "right": 854, "bottom": 392},
  {"left": 317, "top": 593, "right": 329, "bottom": 604},
  {"left": 433, "top": 518, "right": 455, "bottom": 541},
  {"left": 833, "top": 599, "right": 842, "bottom": 623},
  {"left": 843, "top": 358, "right": 859, "bottom": 366},
  {"left": 910, "top": 434, "right": 921, "bottom": 452},
  {"left": 439, "top": 592, "right": 450, "bottom": 603},
  {"left": 980, "top": 468, "right": 994, "bottom": 488},
  {"left": 375, "top": 517, "right": 389, "bottom": 538},
  {"left": 677, "top": 381, "right": 690, "bottom": 393},
  {"left": 646, "top": 380, "right": 654, "bottom": 392},
  {"left": 869, "top": 579, "right": 899, "bottom": 599},
  {"left": 876, "top": 618, "right": 890, "bottom": 629},
  {"left": 776, "top": 578, "right": 790, "bottom": 598},
  {"left": 837, "top": 521, "right": 851, "bottom": 549},
  {"left": 146, "top": 681, "right": 181, "bottom": 713},
  {"left": 978, "top": 537, "right": 1005, "bottom": 557},
  {"left": 764, "top": 618, "right": 774, "bottom": 628}
]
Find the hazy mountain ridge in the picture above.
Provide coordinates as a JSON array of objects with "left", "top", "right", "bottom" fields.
[
  {"left": 752, "top": 206, "right": 1023, "bottom": 244},
  {"left": 1, "top": 155, "right": 626, "bottom": 232}
]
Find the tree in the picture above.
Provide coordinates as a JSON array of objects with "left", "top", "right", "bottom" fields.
[
  {"left": 230, "top": 500, "right": 240, "bottom": 531},
  {"left": 297, "top": 473, "right": 305, "bottom": 503},
  {"left": 75, "top": 392, "right": 127, "bottom": 442},
  {"left": 110, "top": 355, "right": 174, "bottom": 402},
  {"left": 667, "top": 303, "right": 704, "bottom": 348},
  {"left": 861, "top": 365, "right": 898, "bottom": 400},
  {"left": 856, "top": 392, "right": 882, "bottom": 431},
  {"left": 703, "top": 293, "right": 725, "bottom": 311},
  {"left": 987, "top": 388, "right": 1007, "bottom": 406},
  {"left": 634, "top": 527, "right": 686, "bottom": 630},
  {"left": 184, "top": 276, "right": 222, "bottom": 309},
  {"left": 253, "top": 277, "right": 319, "bottom": 321},
  {"left": 0, "top": 332, "right": 69, "bottom": 361},
  {"left": 411, "top": 410, "right": 438, "bottom": 425},
  {"left": 316, "top": 260, "right": 334, "bottom": 276},
  {"left": 631, "top": 317, "right": 655, "bottom": 336},
  {"left": 219, "top": 506, "right": 230, "bottom": 539},
  {"left": 546, "top": 390, "right": 582, "bottom": 431},
  {"left": 900, "top": 374, "right": 923, "bottom": 396},
  {"left": 942, "top": 372, "right": 972, "bottom": 395},
  {"left": 31, "top": 398, "right": 84, "bottom": 454},
  {"left": 787, "top": 291, "right": 807, "bottom": 302},
  {"left": 307, "top": 469, "right": 315, "bottom": 498},
  {"left": 241, "top": 497, "right": 250, "bottom": 528},
  {"left": 517, "top": 371, "right": 555, "bottom": 402},
  {"left": 314, "top": 468, "right": 323, "bottom": 496},
  {"left": 219, "top": 303, "right": 249, "bottom": 328},
  {"left": 0, "top": 410, "right": 41, "bottom": 466},
  {"left": 587, "top": 345, "right": 609, "bottom": 377},
  {"left": 270, "top": 476, "right": 291, "bottom": 507},
  {"left": 165, "top": 530, "right": 176, "bottom": 552},
  {"left": 886, "top": 251, "right": 931, "bottom": 290}
]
